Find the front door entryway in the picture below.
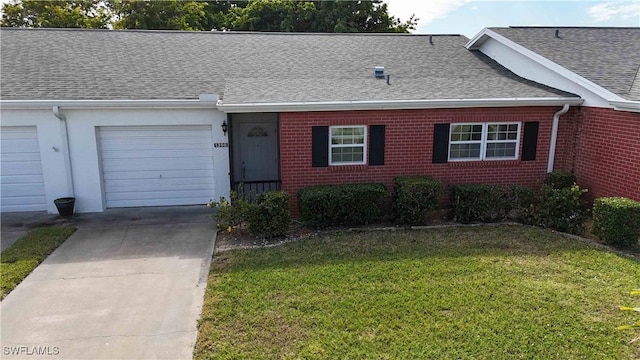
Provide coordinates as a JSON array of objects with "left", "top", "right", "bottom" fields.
[{"left": 230, "top": 113, "right": 280, "bottom": 199}]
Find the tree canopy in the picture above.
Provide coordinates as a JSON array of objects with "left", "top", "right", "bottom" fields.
[
  {"left": 1, "top": 0, "right": 111, "bottom": 28},
  {"left": 1, "top": 0, "right": 417, "bottom": 33}
]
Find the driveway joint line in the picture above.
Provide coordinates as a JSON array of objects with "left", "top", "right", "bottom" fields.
[{"left": 2, "top": 330, "right": 197, "bottom": 345}]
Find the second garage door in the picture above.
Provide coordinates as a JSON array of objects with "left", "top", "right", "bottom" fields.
[
  {"left": 99, "top": 126, "right": 216, "bottom": 208},
  {"left": 0, "top": 126, "right": 47, "bottom": 212}
]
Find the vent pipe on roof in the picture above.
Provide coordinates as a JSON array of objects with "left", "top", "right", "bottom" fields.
[
  {"left": 555, "top": 29, "right": 560, "bottom": 38},
  {"left": 386, "top": 74, "right": 391, "bottom": 85},
  {"left": 429, "top": 35, "right": 433, "bottom": 45}
]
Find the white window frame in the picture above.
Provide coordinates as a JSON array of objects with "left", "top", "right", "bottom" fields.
[
  {"left": 329, "top": 125, "right": 367, "bottom": 166},
  {"left": 448, "top": 122, "right": 521, "bottom": 162}
]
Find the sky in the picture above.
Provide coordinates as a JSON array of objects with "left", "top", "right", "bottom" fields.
[{"left": 386, "top": 0, "right": 640, "bottom": 38}]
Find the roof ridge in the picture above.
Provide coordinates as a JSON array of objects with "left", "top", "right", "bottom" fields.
[
  {"left": 0, "top": 27, "right": 462, "bottom": 36},
  {"left": 501, "top": 26, "right": 640, "bottom": 30}
]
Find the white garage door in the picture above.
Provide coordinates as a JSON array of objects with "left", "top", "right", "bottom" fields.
[
  {"left": 99, "top": 126, "right": 216, "bottom": 208},
  {"left": 0, "top": 126, "right": 47, "bottom": 212}
]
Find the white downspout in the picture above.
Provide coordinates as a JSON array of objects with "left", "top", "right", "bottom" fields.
[
  {"left": 547, "top": 104, "right": 570, "bottom": 173},
  {"left": 52, "top": 106, "right": 75, "bottom": 196}
]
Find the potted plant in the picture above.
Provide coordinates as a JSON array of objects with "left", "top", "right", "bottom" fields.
[{"left": 54, "top": 197, "right": 75, "bottom": 217}]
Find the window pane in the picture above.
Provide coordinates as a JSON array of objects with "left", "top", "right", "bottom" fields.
[
  {"left": 487, "top": 123, "right": 519, "bottom": 142},
  {"left": 486, "top": 142, "right": 516, "bottom": 158},
  {"left": 331, "top": 146, "right": 364, "bottom": 163},
  {"left": 450, "top": 143, "right": 481, "bottom": 159},
  {"left": 451, "top": 124, "right": 482, "bottom": 141}
]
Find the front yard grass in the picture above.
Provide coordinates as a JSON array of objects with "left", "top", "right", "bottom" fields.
[
  {"left": 196, "top": 225, "right": 640, "bottom": 359},
  {"left": 1, "top": 226, "right": 76, "bottom": 299}
]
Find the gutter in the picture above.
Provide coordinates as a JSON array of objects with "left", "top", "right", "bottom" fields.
[
  {"left": 547, "top": 104, "right": 570, "bottom": 173},
  {"left": 0, "top": 98, "right": 218, "bottom": 110},
  {"left": 52, "top": 106, "right": 75, "bottom": 197},
  {"left": 216, "top": 97, "right": 583, "bottom": 113},
  {"left": 609, "top": 100, "right": 640, "bottom": 113}
]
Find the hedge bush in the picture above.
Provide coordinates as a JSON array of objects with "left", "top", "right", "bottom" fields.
[
  {"left": 536, "top": 184, "right": 588, "bottom": 234},
  {"left": 507, "top": 185, "right": 537, "bottom": 224},
  {"left": 298, "top": 183, "right": 387, "bottom": 227},
  {"left": 593, "top": 197, "right": 640, "bottom": 246},
  {"left": 392, "top": 176, "right": 444, "bottom": 225},
  {"left": 245, "top": 191, "right": 291, "bottom": 238},
  {"left": 545, "top": 171, "right": 577, "bottom": 189},
  {"left": 449, "top": 184, "right": 510, "bottom": 223}
]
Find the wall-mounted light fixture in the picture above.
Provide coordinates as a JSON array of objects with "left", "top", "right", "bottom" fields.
[{"left": 221, "top": 120, "right": 228, "bottom": 136}]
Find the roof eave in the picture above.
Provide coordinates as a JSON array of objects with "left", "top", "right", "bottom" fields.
[
  {"left": 216, "top": 97, "right": 583, "bottom": 113},
  {"left": 0, "top": 97, "right": 218, "bottom": 110}
]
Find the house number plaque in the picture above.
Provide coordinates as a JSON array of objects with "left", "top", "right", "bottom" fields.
[{"left": 214, "top": 143, "right": 229, "bottom": 148}]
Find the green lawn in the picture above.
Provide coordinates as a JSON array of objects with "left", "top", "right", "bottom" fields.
[
  {"left": 1, "top": 226, "right": 76, "bottom": 299},
  {"left": 196, "top": 225, "right": 640, "bottom": 359}
]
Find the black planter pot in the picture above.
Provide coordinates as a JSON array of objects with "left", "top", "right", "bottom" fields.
[{"left": 54, "top": 197, "right": 75, "bottom": 217}]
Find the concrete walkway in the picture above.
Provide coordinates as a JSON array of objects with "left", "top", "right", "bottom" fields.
[{"left": 1, "top": 207, "right": 216, "bottom": 359}]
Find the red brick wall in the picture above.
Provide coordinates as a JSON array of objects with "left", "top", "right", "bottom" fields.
[
  {"left": 280, "top": 107, "right": 565, "bottom": 215},
  {"left": 556, "top": 107, "right": 640, "bottom": 202}
]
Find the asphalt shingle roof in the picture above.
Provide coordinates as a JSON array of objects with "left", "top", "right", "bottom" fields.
[
  {"left": 490, "top": 27, "right": 640, "bottom": 101},
  {"left": 1, "top": 28, "right": 575, "bottom": 103}
]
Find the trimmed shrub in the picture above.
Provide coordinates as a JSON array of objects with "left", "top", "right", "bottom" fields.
[
  {"left": 545, "top": 171, "right": 577, "bottom": 189},
  {"left": 246, "top": 191, "right": 291, "bottom": 238},
  {"left": 449, "top": 184, "right": 509, "bottom": 223},
  {"left": 536, "top": 184, "right": 588, "bottom": 234},
  {"left": 298, "top": 183, "right": 387, "bottom": 227},
  {"left": 208, "top": 191, "right": 249, "bottom": 232},
  {"left": 593, "top": 197, "right": 640, "bottom": 246},
  {"left": 392, "top": 176, "right": 444, "bottom": 225},
  {"left": 507, "top": 185, "right": 537, "bottom": 224}
]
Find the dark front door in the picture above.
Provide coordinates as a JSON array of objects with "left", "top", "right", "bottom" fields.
[{"left": 231, "top": 113, "right": 280, "bottom": 198}]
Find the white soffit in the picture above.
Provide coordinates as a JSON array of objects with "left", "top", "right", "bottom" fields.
[{"left": 465, "top": 28, "right": 627, "bottom": 108}]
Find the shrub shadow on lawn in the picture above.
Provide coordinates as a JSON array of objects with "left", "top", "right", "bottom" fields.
[{"left": 213, "top": 225, "right": 634, "bottom": 273}]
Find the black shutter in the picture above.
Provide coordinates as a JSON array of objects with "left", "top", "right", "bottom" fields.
[
  {"left": 369, "top": 125, "right": 385, "bottom": 166},
  {"left": 312, "top": 126, "right": 329, "bottom": 167},
  {"left": 432, "top": 124, "right": 450, "bottom": 164},
  {"left": 521, "top": 122, "right": 539, "bottom": 161}
]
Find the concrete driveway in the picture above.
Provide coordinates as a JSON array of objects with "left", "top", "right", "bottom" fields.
[{"left": 1, "top": 207, "right": 216, "bottom": 359}]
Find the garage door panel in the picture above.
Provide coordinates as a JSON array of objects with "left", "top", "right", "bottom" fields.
[
  {"left": 0, "top": 126, "right": 47, "bottom": 212},
  {"left": 1, "top": 194, "right": 48, "bottom": 205},
  {"left": 99, "top": 139, "right": 211, "bottom": 150},
  {"left": 1, "top": 174, "right": 45, "bottom": 184},
  {"left": 99, "top": 125, "right": 216, "bottom": 208},
  {"left": 1, "top": 161, "right": 46, "bottom": 175},
  {"left": 1, "top": 183, "right": 47, "bottom": 196},
  {"left": 1, "top": 152, "right": 43, "bottom": 162},
  {"left": 100, "top": 149, "right": 213, "bottom": 159},
  {"left": 107, "top": 197, "right": 210, "bottom": 208},
  {"left": 105, "top": 177, "right": 213, "bottom": 189},
  {"left": 103, "top": 169, "right": 214, "bottom": 181},
  {"left": 101, "top": 158, "right": 214, "bottom": 172},
  {"left": 106, "top": 189, "right": 212, "bottom": 201}
]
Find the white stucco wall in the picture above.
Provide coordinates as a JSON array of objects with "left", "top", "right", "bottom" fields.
[{"left": 0, "top": 107, "right": 230, "bottom": 213}]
